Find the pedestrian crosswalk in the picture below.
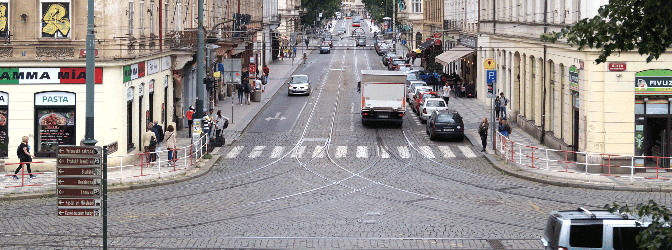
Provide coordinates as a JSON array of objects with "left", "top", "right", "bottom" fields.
[{"left": 224, "top": 144, "right": 478, "bottom": 159}]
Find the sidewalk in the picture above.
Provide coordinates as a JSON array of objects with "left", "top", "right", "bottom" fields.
[
  {"left": 1, "top": 46, "right": 308, "bottom": 200},
  {"left": 450, "top": 97, "right": 672, "bottom": 192}
]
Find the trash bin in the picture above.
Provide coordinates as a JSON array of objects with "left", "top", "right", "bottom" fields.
[
  {"left": 227, "top": 84, "right": 233, "bottom": 97},
  {"left": 252, "top": 90, "right": 261, "bottom": 102}
]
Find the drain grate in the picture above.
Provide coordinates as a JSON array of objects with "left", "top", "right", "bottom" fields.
[{"left": 486, "top": 239, "right": 505, "bottom": 250}]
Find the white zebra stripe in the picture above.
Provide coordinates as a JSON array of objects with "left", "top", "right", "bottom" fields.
[
  {"left": 419, "top": 146, "right": 435, "bottom": 158},
  {"left": 398, "top": 146, "right": 410, "bottom": 158},
  {"left": 312, "top": 145, "right": 326, "bottom": 158},
  {"left": 269, "top": 146, "right": 284, "bottom": 158},
  {"left": 248, "top": 146, "right": 266, "bottom": 158},
  {"left": 379, "top": 146, "right": 390, "bottom": 158},
  {"left": 438, "top": 146, "right": 456, "bottom": 158},
  {"left": 291, "top": 145, "right": 307, "bottom": 158},
  {"left": 458, "top": 146, "right": 477, "bottom": 158},
  {"left": 226, "top": 146, "right": 244, "bottom": 158},
  {"left": 335, "top": 146, "right": 347, "bottom": 158},
  {"left": 356, "top": 146, "right": 368, "bottom": 158}
]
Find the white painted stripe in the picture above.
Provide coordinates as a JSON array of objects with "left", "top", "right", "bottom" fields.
[
  {"left": 397, "top": 146, "right": 410, "bottom": 158},
  {"left": 438, "top": 146, "right": 456, "bottom": 158},
  {"left": 380, "top": 146, "right": 390, "bottom": 158},
  {"left": 226, "top": 146, "right": 244, "bottom": 158},
  {"left": 270, "top": 146, "right": 284, "bottom": 158},
  {"left": 419, "top": 146, "right": 435, "bottom": 158},
  {"left": 291, "top": 145, "right": 306, "bottom": 158},
  {"left": 248, "top": 146, "right": 266, "bottom": 158},
  {"left": 312, "top": 145, "right": 325, "bottom": 158},
  {"left": 335, "top": 146, "right": 347, "bottom": 158},
  {"left": 356, "top": 146, "right": 368, "bottom": 158},
  {"left": 458, "top": 146, "right": 477, "bottom": 158}
]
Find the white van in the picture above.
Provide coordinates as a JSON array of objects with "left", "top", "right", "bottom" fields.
[{"left": 541, "top": 207, "right": 649, "bottom": 250}]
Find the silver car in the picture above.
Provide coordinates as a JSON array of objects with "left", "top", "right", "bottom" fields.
[{"left": 288, "top": 75, "right": 312, "bottom": 96}]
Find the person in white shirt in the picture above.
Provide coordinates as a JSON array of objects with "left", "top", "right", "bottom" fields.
[
  {"left": 255, "top": 78, "right": 262, "bottom": 91},
  {"left": 214, "top": 110, "right": 229, "bottom": 139},
  {"left": 442, "top": 83, "right": 451, "bottom": 104}
]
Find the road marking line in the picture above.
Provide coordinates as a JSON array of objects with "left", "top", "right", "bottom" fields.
[
  {"left": 248, "top": 146, "right": 266, "bottom": 158},
  {"left": 438, "top": 146, "right": 456, "bottom": 158},
  {"left": 335, "top": 146, "right": 347, "bottom": 158},
  {"left": 458, "top": 146, "right": 477, "bottom": 158},
  {"left": 291, "top": 145, "right": 306, "bottom": 158},
  {"left": 356, "top": 146, "right": 368, "bottom": 158},
  {"left": 528, "top": 200, "right": 544, "bottom": 215},
  {"left": 226, "top": 146, "right": 244, "bottom": 158},
  {"left": 398, "top": 146, "right": 410, "bottom": 158},
  {"left": 379, "top": 146, "right": 390, "bottom": 158},
  {"left": 270, "top": 146, "right": 284, "bottom": 158},
  {"left": 312, "top": 145, "right": 325, "bottom": 158},
  {"left": 419, "top": 146, "right": 435, "bottom": 158}
]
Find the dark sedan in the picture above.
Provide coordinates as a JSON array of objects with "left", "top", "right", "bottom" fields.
[{"left": 426, "top": 110, "right": 464, "bottom": 141}]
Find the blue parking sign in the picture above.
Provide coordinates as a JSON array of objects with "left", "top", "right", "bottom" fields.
[{"left": 486, "top": 70, "right": 497, "bottom": 84}]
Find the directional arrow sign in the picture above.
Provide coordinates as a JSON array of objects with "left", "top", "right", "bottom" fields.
[
  {"left": 57, "top": 177, "right": 101, "bottom": 186},
  {"left": 265, "top": 112, "right": 287, "bottom": 121},
  {"left": 57, "top": 157, "right": 101, "bottom": 166},
  {"left": 58, "top": 146, "right": 101, "bottom": 156},
  {"left": 57, "top": 188, "right": 101, "bottom": 197},
  {"left": 58, "top": 208, "right": 100, "bottom": 217},
  {"left": 57, "top": 167, "right": 101, "bottom": 176},
  {"left": 58, "top": 198, "right": 101, "bottom": 207}
]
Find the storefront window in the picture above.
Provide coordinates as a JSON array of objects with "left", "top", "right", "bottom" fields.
[
  {"left": 127, "top": 87, "right": 134, "bottom": 151},
  {"left": 646, "top": 102, "right": 668, "bottom": 114},
  {"left": 635, "top": 103, "right": 645, "bottom": 114},
  {"left": 34, "top": 91, "right": 76, "bottom": 157},
  {"left": 0, "top": 91, "right": 7, "bottom": 158}
]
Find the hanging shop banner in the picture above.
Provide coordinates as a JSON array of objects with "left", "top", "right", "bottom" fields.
[
  {"left": 635, "top": 69, "right": 672, "bottom": 95},
  {"left": 0, "top": 68, "right": 103, "bottom": 84},
  {"left": 123, "top": 62, "right": 146, "bottom": 82},
  {"left": 161, "top": 56, "right": 171, "bottom": 71},
  {"left": 35, "top": 92, "right": 76, "bottom": 157},
  {"left": 569, "top": 65, "right": 579, "bottom": 91},
  {"left": 0, "top": 91, "right": 7, "bottom": 158},
  {"left": 147, "top": 59, "right": 161, "bottom": 75}
]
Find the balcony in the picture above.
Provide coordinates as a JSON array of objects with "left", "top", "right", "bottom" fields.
[{"left": 166, "top": 29, "right": 198, "bottom": 50}]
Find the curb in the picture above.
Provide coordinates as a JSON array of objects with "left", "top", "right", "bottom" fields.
[
  {"left": 0, "top": 151, "right": 222, "bottom": 201},
  {"left": 463, "top": 133, "right": 672, "bottom": 193}
]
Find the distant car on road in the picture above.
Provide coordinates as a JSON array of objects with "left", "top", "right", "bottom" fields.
[
  {"left": 288, "top": 75, "right": 312, "bottom": 96},
  {"left": 356, "top": 37, "right": 366, "bottom": 47},
  {"left": 320, "top": 43, "right": 331, "bottom": 54},
  {"left": 426, "top": 110, "right": 464, "bottom": 140}
]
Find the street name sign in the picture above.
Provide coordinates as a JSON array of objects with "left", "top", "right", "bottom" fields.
[
  {"left": 57, "top": 167, "right": 101, "bottom": 176},
  {"left": 57, "top": 157, "right": 101, "bottom": 166},
  {"left": 58, "top": 198, "right": 101, "bottom": 207},
  {"left": 58, "top": 208, "right": 100, "bottom": 217},
  {"left": 57, "top": 188, "right": 101, "bottom": 197},
  {"left": 57, "top": 145, "right": 103, "bottom": 217}
]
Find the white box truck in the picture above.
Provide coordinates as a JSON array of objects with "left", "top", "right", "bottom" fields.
[{"left": 360, "top": 70, "right": 407, "bottom": 126}]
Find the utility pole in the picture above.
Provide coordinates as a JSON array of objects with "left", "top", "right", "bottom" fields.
[
  {"left": 195, "top": 0, "right": 205, "bottom": 122},
  {"left": 84, "top": 0, "right": 97, "bottom": 146}
]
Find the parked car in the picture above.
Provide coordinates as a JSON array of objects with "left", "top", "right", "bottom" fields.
[
  {"left": 388, "top": 59, "right": 405, "bottom": 70},
  {"left": 288, "top": 75, "right": 312, "bottom": 96},
  {"left": 338, "top": 27, "right": 346, "bottom": 34},
  {"left": 406, "top": 72, "right": 419, "bottom": 82},
  {"left": 356, "top": 37, "right": 366, "bottom": 47},
  {"left": 419, "top": 98, "right": 447, "bottom": 122},
  {"left": 407, "top": 85, "right": 432, "bottom": 104},
  {"left": 376, "top": 44, "right": 390, "bottom": 56},
  {"left": 382, "top": 53, "right": 397, "bottom": 66},
  {"left": 541, "top": 207, "right": 650, "bottom": 250},
  {"left": 426, "top": 110, "right": 464, "bottom": 140},
  {"left": 397, "top": 64, "right": 412, "bottom": 72},
  {"left": 319, "top": 43, "right": 331, "bottom": 54},
  {"left": 406, "top": 81, "right": 428, "bottom": 101},
  {"left": 412, "top": 91, "right": 439, "bottom": 114}
]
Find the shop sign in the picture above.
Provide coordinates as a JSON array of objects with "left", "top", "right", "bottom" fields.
[
  {"left": 161, "top": 56, "right": 171, "bottom": 71},
  {"left": 106, "top": 141, "right": 118, "bottom": 154},
  {"left": 0, "top": 68, "right": 103, "bottom": 84},
  {"left": 569, "top": 65, "right": 579, "bottom": 91},
  {"left": 79, "top": 48, "right": 99, "bottom": 58},
  {"left": 123, "top": 62, "right": 146, "bottom": 82},
  {"left": 147, "top": 59, "right": 161, "bottom": 75},
  {"left": 635, "top": 69, "right": 672, "bottom": 95},
  {"left": 35, "top": 92, "right": 76, "bottom": 106},
  {"left": 608, "top": 62, "right": 627, "bottom": 71},
  {"left": 138, "top": 84, "right": 144, "bottom": 96},
  {"left": 459, "top": 35, "right": 477, "bottom": 49},
  {"left": 148, "top": 80, "right": 154, "bottom": 93},
  {"left": 0, "top": 91, "right": 7, "bottom": 106},
  {"left": 127, "top": 88, "right": 133, "bottom": 101}
]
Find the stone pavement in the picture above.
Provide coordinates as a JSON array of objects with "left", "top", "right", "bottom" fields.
[
  {"left": 449, "top": 97, "right": 672, "bottom": 192},
  {"left": 0, "top": 45, "right": 308, "bottom": 199}
]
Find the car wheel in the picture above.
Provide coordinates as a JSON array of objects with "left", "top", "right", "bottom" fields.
[{"left": 458, "top": 135, "right": 465, "bottom": 142}]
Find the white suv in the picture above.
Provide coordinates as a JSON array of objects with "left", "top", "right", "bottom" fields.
[
  {"left": 541, "top": 207, "right": 649, "bottom": 250},
  {"left": 419, "top": 98, "right": 447, "bottom": 122}
]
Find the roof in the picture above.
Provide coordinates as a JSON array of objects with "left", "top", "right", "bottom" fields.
[{"left": 554, "top": 210, "right": 627, "bottom": 221}]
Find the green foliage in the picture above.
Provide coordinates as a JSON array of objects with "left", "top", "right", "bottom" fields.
[
  {"left": 541, "top": 0, "right": 672, "bottom": 64},
  {"left": 301, "top": 0, "right": 342, "bottom": 27},
  {"left": 605, "top": 200, "right": 672, "bottom": 250}
]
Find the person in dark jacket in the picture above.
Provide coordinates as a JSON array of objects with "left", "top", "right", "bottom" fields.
[{"left": 478, "top": 118, "right": 488, "bottom": 152}]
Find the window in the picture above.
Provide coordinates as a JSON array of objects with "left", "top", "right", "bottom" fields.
[
  {"left": 41, "top": 1, "right": 71, "bottom": 38},
  {"left": 139, "top": 1, "right": 145, "bottom": 36},
  {"left": 174, "top": 0, "right": 182, "bottom": 31},
  {"left": 0, "top": 91, "right": 7, "bottom": 158},
  {"left": 412, "top": 0, "right": 421, "bottom": 13},
  {"left": 127, "top": 88, "right": 134, "bottom": 151},
  {"left": 549, "top": 61, "right": 555, "bottom": 132},
  {"left": 0, "top": 1, "right": 8, "bottom": 38},
  {"left": 34, "top": 92, "right": 76, "bottom": 158},
  {"left": 128, "top": 1, "right": 134, "bottom": 36},
  {"left": 613, "top": 227, "right": 645, "bottom": 249},
  {"left": 149, "top": 1, "right": 154, "bottom": 36},
  {"left": 569, "top": 224, "right": 603, "bottom": 248}
]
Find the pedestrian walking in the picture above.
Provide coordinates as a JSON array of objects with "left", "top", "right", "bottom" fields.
[
  {"left": 214, "top": 110, "right": 229, "bottom": 139},
  {"left": 143, "top": 122, "right": 157, "bottom": 163},
  {"left": 186, "top": 106, "right": 195, "bottom": 137},
  {"left": 499, "top": 92, "right": 508, "bottom": 119},
  {"left": 442, "top": 83, "right": 451, "bottom": 104},
  {"left": 293, "top": 47, "right": 297, "bottom": 58},
  {"left": 411, "top": 51, "right": 417, "bottom": 65},
  {"left": 243, "top": 80, "right": 251, "bottom": 105},
  {"left": 164, "top": 125, "right": 176, "bottom": 165},
  {"left": 405, "top": 51, "right": 412, "bottom": 64},
  {"left": 13, "top": 136, "right": 36, "bottom": 179},
  {"left": 499, "top": 119, "right": 512, "bottom": 138},
  {"left": 494, "top": 95, "right": 502, "bottom": 119},
  {"left": 151, "top": 120, "right": 164, "bottom": 161},
  {"left": 478, "top": 118, "right": 488, "bottom": 152}
]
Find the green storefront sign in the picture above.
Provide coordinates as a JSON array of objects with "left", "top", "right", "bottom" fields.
[
  {"left": 569, "top": 65, "right": 579, "bottom": 91},
  {"left": 635, "top": 69, "right": 672, "bottom": 95}
]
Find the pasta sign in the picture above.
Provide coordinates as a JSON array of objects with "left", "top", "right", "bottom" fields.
[{"left": 0, "top": 68, "right": 103, "bottom": 84}]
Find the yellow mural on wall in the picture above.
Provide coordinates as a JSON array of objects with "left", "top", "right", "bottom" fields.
[
  {"left": 42, "top": 3, "right": 70, "bottom": 37},
  {"left": 0, "top": 4, "right": 7, "bottom": 33}
]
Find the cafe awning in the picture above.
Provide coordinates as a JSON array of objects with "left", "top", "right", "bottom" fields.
[
  {"left": 418, "top": 39, "right": 436, "bottom": 50},
  {"left": 435, "top": 45, "right": 475, "bottom": 67}
]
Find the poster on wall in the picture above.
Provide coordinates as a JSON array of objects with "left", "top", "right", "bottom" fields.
[
  {"left": 635, "top": 69, "right": 672, "bottom": 95},
  {"left": 41, "top": 2, "right": 70, "bottom": 38},
  {"left": 0, "top": 91, "right": 7, "bottom": 158},
  {"left": 0, "top": 2, "right": 8, "bottom": 38},
  {"left": 34, "top": 92, "right": 76, "bottom": 157},
  {"left": 569, "top": 65, "right": 579, "bottom": 91}
]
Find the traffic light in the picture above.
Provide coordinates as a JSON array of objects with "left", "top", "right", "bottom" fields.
[{"left": 204, "top": 78, "right": 215, "bottom": 90}]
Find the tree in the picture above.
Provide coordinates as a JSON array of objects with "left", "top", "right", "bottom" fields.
[
  {"left": 605, "top": 200, "right": 672, "bottom": 250},
  {"left": 541, "top": 0, "right": 672, "bottom": 64},
  {"left": 301, "top": 0, "right": 341, "bottom": 27}
]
